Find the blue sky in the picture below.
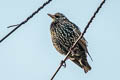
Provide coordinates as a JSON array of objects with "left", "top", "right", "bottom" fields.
[{"left": 0, "top": 0, "right": 120, "bottom": 80}]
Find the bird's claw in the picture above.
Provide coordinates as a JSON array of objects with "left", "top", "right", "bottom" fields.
[{"left": 61, "top": 60, "right": 66, "bottom": 68}]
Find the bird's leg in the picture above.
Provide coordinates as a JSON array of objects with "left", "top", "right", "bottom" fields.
[
  {"left": 60, "top": 46, "right": 75, "bottom": 68},
  {"left": 60, "top": 60, "right": 66, "bottom": 68}
]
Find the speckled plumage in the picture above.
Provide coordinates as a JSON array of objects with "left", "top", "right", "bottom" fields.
[{"left": 48, "top": 13, "right": 91, "bottom": 73}]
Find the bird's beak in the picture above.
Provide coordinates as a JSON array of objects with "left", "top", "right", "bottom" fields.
[{"left": 47, "top": 13, "right": 55, "bottom": 19}]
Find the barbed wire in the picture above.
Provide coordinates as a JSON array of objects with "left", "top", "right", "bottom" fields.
[
  {"left": 50, "top": 0, "right": 106, "bottom": 80},
  {"left": 0, "top": 0, "right": 52, "bottom": 43}
]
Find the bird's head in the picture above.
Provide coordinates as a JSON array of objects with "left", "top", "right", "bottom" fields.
[{"left": 48, "top": 13, "right": 67, "bottom": 22}]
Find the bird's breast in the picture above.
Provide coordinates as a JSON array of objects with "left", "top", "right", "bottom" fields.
[{"left": 50, "top": 22, "right": 79, "bottom": 54}]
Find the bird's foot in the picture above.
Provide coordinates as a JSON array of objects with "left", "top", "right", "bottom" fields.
[{"left": 60, "top": 60, "right": 66, "bottom": 68}]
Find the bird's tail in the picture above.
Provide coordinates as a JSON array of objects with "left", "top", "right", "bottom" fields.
[
  {"left": 70, "top": 55, "right": 91, "bottom": 73},
  {"left": 81, "top": 58, "right": 91, "bottom": 73}
]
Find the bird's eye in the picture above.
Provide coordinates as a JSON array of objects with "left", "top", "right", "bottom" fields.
[{"left": 55, "top": 15, "right": 60, "bottom": 18}]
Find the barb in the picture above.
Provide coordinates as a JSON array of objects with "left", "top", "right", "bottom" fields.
[
  {"left": 0, "top": 0, "right": 52, "bottom": 43},
  {"left": 7, "top": 24, "right": 19, "bottom": 28},
  {"left": 50, "top": 0, "right": 106, "bottom": 80}
]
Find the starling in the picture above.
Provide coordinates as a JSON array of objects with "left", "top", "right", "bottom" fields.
[{"left": 48, "top": 13, "right": 92, "bottom": 73}]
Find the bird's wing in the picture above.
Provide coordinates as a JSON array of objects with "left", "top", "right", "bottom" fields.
[
  {"left": 80, "top": 38, "right": 93, "bottom": 61},
  {"left": 71, "top": 23, "right": 93, "bottom": 61}
]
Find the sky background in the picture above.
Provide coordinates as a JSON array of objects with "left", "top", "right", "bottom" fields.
[{"left": 0, "top": 0, "right": 120, "bottom": 80}]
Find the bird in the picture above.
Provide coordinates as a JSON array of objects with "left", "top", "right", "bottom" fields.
[{"left": 48, "top": 13, "right": 92, "bottom": 73}]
